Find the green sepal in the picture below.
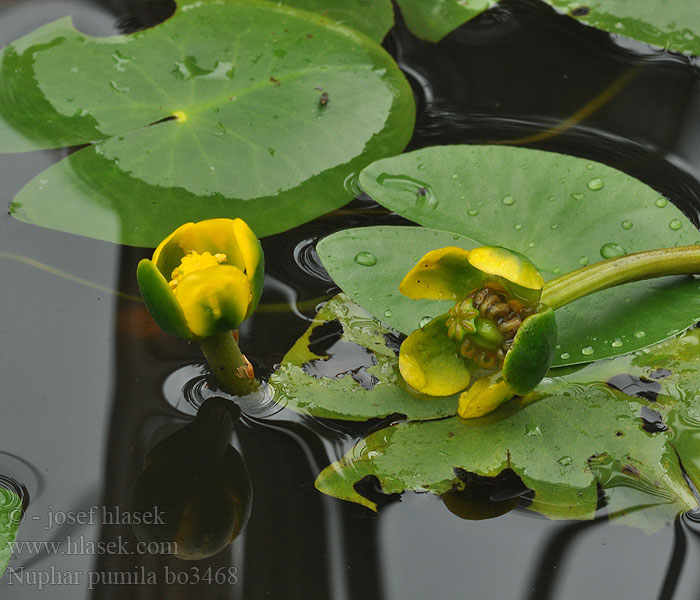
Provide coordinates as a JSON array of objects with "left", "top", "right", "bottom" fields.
[
  {"left": 503, "top": 305, "right": 557, "bottom": 395},
  {"left": 399, "top": 314, "right": 472, "bottom": 396},
  {"left": 136, "top": 259, "right": 194, "bottom": 341}
]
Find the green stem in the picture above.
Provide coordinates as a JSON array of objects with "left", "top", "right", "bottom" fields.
[
  {"left": 198, "top": 332, "right": 259, "bottom": 396},
  {"left": 541, "top": 245, "right": 700, "bottom": 310}
]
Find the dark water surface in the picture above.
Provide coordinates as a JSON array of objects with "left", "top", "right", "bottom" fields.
[{"left": 2, "top": 0, "right": 700, "bottom": 598}]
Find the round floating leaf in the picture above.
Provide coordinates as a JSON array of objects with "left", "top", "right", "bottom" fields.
[
  {"left": 395, "top": 0, "right": 700, "bottom": 55},
  {"left": 0, "top": 487, "right": 22, "bottom": 579},
  {"left": 394, "top": 0, "right": 498, "bottom": 42},
  {"left": 317, "top": 225, "right": 481, "bottom": 335},
  {"left": 316, "top": 331, "right": 700, "bottom": 530},
  {"left": 355, "top": 146, "right": 700, "bottom": 365},
  {"left": 281, "top": 0, "right": 394, "bottom": 42},
  {"left": 1, "top": 0, "right": 414, "bottom": 245},
  {"left": 270, "top": 294, "right": 459, "bottom": 421}
]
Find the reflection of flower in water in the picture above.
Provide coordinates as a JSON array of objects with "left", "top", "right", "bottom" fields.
[{"left": 130, "top": 398, "right": 252, "bottom": 560}]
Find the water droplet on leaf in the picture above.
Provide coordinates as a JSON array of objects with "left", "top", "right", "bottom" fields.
[
  {"left": 669, "top": 219, "right": 682, "bottom": 230},
  {"left": 587, "top": 178, "right": 604, "bottom": 190},
  {"left": 581, "top": 346, "right": 594, "bottom": 356},
  {"left": 621, "top": 220, "right": 633, "bottom": 230},
  {"left": 655, "top": 197, "right": 668, "bottom": 208},
  {"left": 354, "top": 252, "right": 377, "bottom": 266},
  {"left": 600, "top": 243, "right": 626, "bottom": 259},
  {"left": 502, "top": 195, "right": 515, "bottom": 205}
]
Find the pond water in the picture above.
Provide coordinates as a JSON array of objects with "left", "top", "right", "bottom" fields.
[{"left": 2, "top": 0, "right": 700, "bottom": 598}]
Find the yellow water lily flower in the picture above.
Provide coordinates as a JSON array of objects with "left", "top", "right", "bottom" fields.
[
  {"left": 398, "top": 246, "right": 556, "bottom": 419},
  {"left": 137, "top": 218, "right": 264, "bottom": 340}
]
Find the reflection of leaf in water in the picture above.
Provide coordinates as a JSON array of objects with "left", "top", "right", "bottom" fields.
[
  {"left": 0, "top": 487, "right": 23, "bottom": 579},
  {"left": 271, "top": 294, "right": 700, "bottom": 530},
  {"left": 0, "top": 0, "right": 413, "bottom": 245}
]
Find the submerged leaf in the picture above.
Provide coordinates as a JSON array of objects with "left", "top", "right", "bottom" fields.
[
  {"left": 0, "top": 0, "right": 414, "bottom": 245},
  {"left": 349, "top": 146, "right": 700, "bottom": 364}
]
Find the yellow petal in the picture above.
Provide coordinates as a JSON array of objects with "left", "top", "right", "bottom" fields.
[
  {"left": 173, "top": 266, "right": 251, "bottom": 338},
  {"left": 458, "top": 376, "right": 515, "bottom": 419},
  {"left": 232, "top": 218, "right": 264, "bottom": 316},
  {"left": 468, "top": 246, "right": 543, "bottom": 300},
  {"left": 153, "top": 219, "right": 247, "bottom": 279},
  {"left": 399, "top": 247, "right": 482, "bottom": 301},
  {"left": 398, "top": 314, "right": 472, "bottom": 396}
]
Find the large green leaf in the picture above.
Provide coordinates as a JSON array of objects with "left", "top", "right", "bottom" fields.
[
  {"left": 0, "top": 487, "right": 22, "bottom": 580},
  {"left": 350, "top": 146, "right": 700, "bottom": 365},
  {"left": 1, "top": 0, "right": 414, "bottom": 246},
  {"left": 315, "top": 329, "right": 700, "bottom": 529},
  {"left": 270, "top": 294, "right": 459, "bottom": 421},
  {"left": 394, "top": 0, "right": 700, "bottom": 55},
  {"left": 394, "top": 0, "right": 498, "bottom": 42},
  {"left": 281, "top": 0, "right": 394, "bottom": 42}
]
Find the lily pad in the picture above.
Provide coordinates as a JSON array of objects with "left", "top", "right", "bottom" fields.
[
  {"left": 0, "top": 0, "right": 414, "bottom": 246},
  {"left": 394, "top": 0, "right": 498, "bottom": 43},
  {"left": 0, "top": 487, "right": 22, "bottom": 580},
  {"left": 282, "top": 0, "right": 394, "bottom": 42},
  {"left": 394, "top": 0, "right": 700, "bottom": 55},
  {"left": 349, "top": 146, "right": 700, "bottom": 365},
  {"left": 269, "top": 294, "right": 459, "bottom": 421},
  {"left": 316, "top": 331, "right": 700, "bottom": 529}
]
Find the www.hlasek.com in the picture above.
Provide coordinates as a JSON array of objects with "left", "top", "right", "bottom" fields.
[{"left": 3, "top": 565, "right": 240, "bottom": 589}]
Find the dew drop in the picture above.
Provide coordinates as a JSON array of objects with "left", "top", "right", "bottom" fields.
[
  {"left": 552, "top": 267, "right": 561, "bottom": 274},
  {"left": 558, "top": 177, "right": 567, "bottom": 184},
  {"left": 669, "top": 219, "right": 682, "bottom": 230},
  {"left": 570, "top": 192, "right": 585, "bottom": 201},
  {"left": 452, "top": 234, "right": 460, "bottom": 240},
  {"left": 354, "top": 252, "right": 377, "bottom": 266},
  {"left": 587, "top": 178, "right": 604, "bottom": 191},
  {"left": 585, "top": 164, "right": 594, "bottom": 170},
  {"left": 525, "top": 424, "right": 542, "bottom": 437},
  {"left": 581, "top": 346, "right": 594, "bottom": 356},
  {"left": 611, "top": 339, "right": 623, "bottom": 348},
  {"left": 578, "top": 256, "right": 589, "bottom": 266},
  {"left": 502, "top": 195, "right": 516, "bottom": 205},
  {"left": 551, "top": 224, "right": 559, "bottom": 230},
  {"left": 621, "top": 220, "right": 633, "bottom": 230},
  {"left": 557, "top": 456, "right": 572, "bottom": 466},
  {"left": 451, "top": 173, "right": 459, "bottom": 179},
  {"left": 514, "top": 223, "right": 523, "bottom": 231},
  {"left": 468, "top": 209, "right": 479, "bottom": 216},
  {"left": 420, "top": 316, "right": 432, "bottom": 328},
  {"left": 655, "top": 197, "right": 668, "bottom": 208},
  {"left": 600, "top": 242, "right": 626, "bottom": 259},
  {"left": 528, "top": 241, "right": 535, "bottom": 248},
  {"left": 634, "top": 330, "right": 646, "bottom": 338},
  {"left": 560, "top": 352, "right": 570, "bottom": 360},
  {"left": 384, "top": 309, "right": 393, "bottom": 318}
]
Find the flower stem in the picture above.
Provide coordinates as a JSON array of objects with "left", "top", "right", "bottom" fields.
[
  {"left": 541, "top": 245, "right": 700, "bottom": 310},
  {"left": 198, "top": 332, "right": 259, "bottom": 396}
]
